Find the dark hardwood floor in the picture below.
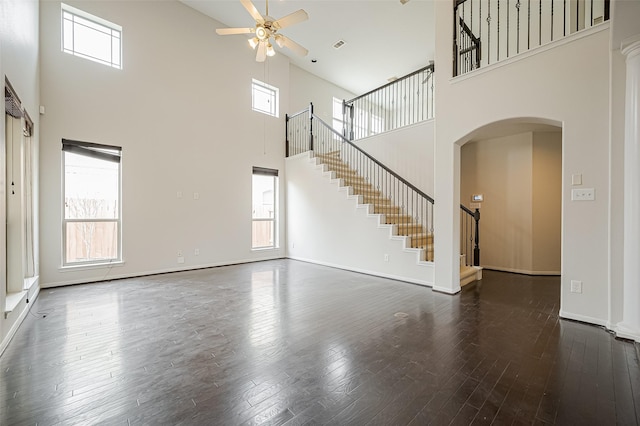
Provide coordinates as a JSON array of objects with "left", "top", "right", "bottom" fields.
[{"left": 1, "top": 260, "right": 639, "bottom": 425}]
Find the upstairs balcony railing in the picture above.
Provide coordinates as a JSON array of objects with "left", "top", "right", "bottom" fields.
[
  {"left": 342, "top": 63, "right": 435, "bottom": 141},
  {"left": 454, "top": 0, "right": 610, "bottom": 76}
]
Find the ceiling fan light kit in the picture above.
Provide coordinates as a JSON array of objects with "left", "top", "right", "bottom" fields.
[{"left": 215, "top": 0, "right": 309, "bottom": 62}]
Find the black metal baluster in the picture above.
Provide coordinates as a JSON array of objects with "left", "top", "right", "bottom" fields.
[
  {"left": 516, "top": 0, "right": 521, "bottom": 53},
  {"left": 497, "top": 0, "right": 500, "bottom": 62},
  {"left": 479, "top": 0, "right": 482, "bottom": 67},
  {"left": 527, "top": 0, "right": 531, "bottom": 49},
  {"left": 551, "top": 0, "right": 554, "bottom": 41},
  {"left": 487, "top": 0, "right": 491, "bottom": 65},
  {"left": 539, "top": 0, "right": 542, "bottom": 46},
  {"left": 563, "top": 0, "right": 566, "bottom": 36},
  {"left": 506, "top": 0, "right": 509, "bottom": 57}
]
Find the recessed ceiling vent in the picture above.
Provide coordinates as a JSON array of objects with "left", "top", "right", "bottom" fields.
[{"left": 333, "top": 39, "right": 346, "bottom": 49}]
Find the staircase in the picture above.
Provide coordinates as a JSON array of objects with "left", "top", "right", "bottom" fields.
[
  {"left": 316, "top": 151, "right": 434, "bottom": 261},
  {"left": 286, "top": 104, "right": 482, "bottom": 289}
]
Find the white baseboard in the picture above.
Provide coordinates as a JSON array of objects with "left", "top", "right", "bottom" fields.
[
  {"left": 559, "top": 310, "right": 609, "bottom": 328},
  {"left": 482, "top": 265, "right": 561, "bottom": 276},
  {"left": 288, "top": 256, "right": 433, "bottom": 287},
  {"left": 1, "top": 285, "right": 41, "bottom": 357},
  {"left": 41, "top": 256, "right": 286, "bottom": 288}
]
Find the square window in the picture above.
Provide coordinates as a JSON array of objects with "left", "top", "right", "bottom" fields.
[{"left": 252, "top": 79, "right": 279, "bottom": 117}]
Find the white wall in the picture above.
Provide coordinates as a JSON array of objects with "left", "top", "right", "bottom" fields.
[
  {"left": 435, "top": 0, "right": 612, "bottom": 323},
  {"left": 39, "top": 1, "right": 289, "bottom": 287},
  {"left": 354, "top": 120, "right": 435, "bottom": 197},
  {"left": 289, "top": 65, "right": 355, "bottom": 125},
  {"left": 286, "top": 152, "right": 433, "bottom": 286},
  {"left": 1, "top": 0, "right": 40, "bottom": 353},
  {"left": 531, "top": 132, "right": 562, "bottom": 273}
]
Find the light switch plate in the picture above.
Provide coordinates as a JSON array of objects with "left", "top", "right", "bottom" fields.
[{"left": 571, "top": 174, "right": 582, "bottom": 185}]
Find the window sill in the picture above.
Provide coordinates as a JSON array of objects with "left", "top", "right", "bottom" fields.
[
  {"left": 24, "top": 275, "right": 39, "bottom": 291},
  {"left": 252, "top": 247, "right": 279, "bottom": 251},
  {"left": 4, "top": 291, "right": 27, "bottom": 319},
  {"left": 59, "top": 260, "right": 125, "bottom": 272}
]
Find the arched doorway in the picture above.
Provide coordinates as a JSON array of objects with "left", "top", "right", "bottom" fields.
[{"left": 459, "top": 119, "right": 562, "bottom": 276}]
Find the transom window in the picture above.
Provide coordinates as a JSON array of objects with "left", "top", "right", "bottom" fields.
[
  {"left": 252, "top": 79, "right": 279, "bottom": 117},
  {"left": 62, "top": 139, "right": 122, "bottom": 266},
  {"left": 61, "top": 3, "right": 122, "bottom": 69}
]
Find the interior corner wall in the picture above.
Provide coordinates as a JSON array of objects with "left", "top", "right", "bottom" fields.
[
  {"left": 1, "top": 0, "right": 40, "bottom": 353},
  {"left": 39, "top": 0, "right": 289, "bottom": 288},
  {"left": 532, "top": 132, "right": 562, "bottom": 274}
]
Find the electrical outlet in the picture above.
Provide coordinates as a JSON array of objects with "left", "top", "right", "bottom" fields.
[
  {"left": 177, "top": 250, "right": 183, "bottom": 258},
  {"left": 570, "top": 280, "right": 582, "bottom": 293},
  {"left": 384, "top": 254, "right": 389, "bottom": 262},
  {"left": 194, "top": 248, "right": 200, "bottom": 256},
  {"left": 571, "top": 188, "right": 595, "bottom": 201}
]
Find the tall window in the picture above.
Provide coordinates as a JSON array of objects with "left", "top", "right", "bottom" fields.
[
  {"left": 252, "top": 79, "right": 279, "bottom": 117},
  {"left": 5, "top": 80, "right": 37, "bottom": 295},
  {"left": 332, "top": 97, "right": 345, "bottom": 136},
  {"left": 252, "top": 167, "right": 278, "bottom": 249},
  {"left": 61, "top": 3, "right": 122, "bottom": 69},
  {"left": 62, "top": 139, "right": 122, "bottom": 266}
]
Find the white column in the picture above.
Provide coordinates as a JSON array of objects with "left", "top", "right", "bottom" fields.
[{"left": 617, "top": 35, "right": 640, "bottom": 341}]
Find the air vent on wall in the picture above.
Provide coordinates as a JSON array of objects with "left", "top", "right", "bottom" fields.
[
  {"left": 593, "top": 16, "right": 604, "bottom": 25},
  {"left": 333, "top": 39, "right": 346, "bottom": 49}
]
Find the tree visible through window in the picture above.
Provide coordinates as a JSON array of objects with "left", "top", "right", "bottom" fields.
[
  {"left": 252, "top": 167, "right": 278, "bottom": 249},
  {"left": 62, "top": 139, "right": 122, "bottom": 265}
]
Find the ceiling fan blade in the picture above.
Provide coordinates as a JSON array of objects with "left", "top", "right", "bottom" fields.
[
  {"left": 272, "top": 9, "right": 308, "bottom": 30},
  {"left": 275, "top": 35, "right": 308, "bottom": 57},
  {"left": 240, "top": 0, "right": 264, "bottom": 24},
  {"left": 216, "top": 27, "right": 255, "bottom": 35},
  {"left": 256, "top": 41, "right": 267, "bottom": 62}
]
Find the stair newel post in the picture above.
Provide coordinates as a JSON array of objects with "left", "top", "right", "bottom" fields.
[
  {"left": 309, "top": 103, "right": 314, "bottom": 152},
  {"left": 285, "top": 113, "right": 290, "bottom": 157},
  {"left": 341, "top": 99, "right": 348, "bottom": 139},
  {"left": 473, "top": 208, "right": 480, "bottom": 266}
]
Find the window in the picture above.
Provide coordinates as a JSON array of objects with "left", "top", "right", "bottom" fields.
[
  {"left": 252, "top": 79, "right": 279, "bottom": 117},
  {"left": 252, "top": 167, "right": 278, "bottom": 249},
  {"left": 61, "top": 3, "right": 122, "bottom": 69},
  {"left": 5, "top": 80, "right": 36, "bottom": 297},
  {"left": 62, "top": 139, "right": 122, "bottom": 266},
  {"left": 332, "top": 97, "right": 345, "bottom": 135}
]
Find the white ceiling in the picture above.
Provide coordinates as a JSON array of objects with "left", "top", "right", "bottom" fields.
[{"left": 179, "top": 0, "right": 435, "bottom": 96}]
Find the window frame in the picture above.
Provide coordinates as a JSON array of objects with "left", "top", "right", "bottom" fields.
[
  {"left": 251, "top": 79, "right": 279, "bottom": 117},
  {"left": 251, "top": 167, "right": 278, "bottom": 250},
  {"left": 61, "top": 139, "right": 123, "bottom": 267},
  {"left": 61, "top": 3, "right": 122, "bottom": 69}
]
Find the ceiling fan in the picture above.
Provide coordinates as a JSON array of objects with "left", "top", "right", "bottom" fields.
[{"left": 216, "top": 0, "right": 309, "bottom": 62}]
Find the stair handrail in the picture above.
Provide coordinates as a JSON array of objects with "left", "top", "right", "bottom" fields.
[
  {"left": 312, "top": 112, "right": 434, "bottom": 204},
  {"left": 342, "top": 63, "right": 435, "bottom": 140}
]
